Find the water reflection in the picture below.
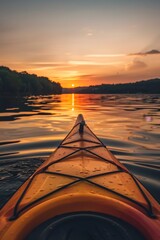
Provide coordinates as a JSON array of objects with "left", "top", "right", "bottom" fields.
[
  {"left": 0, "top": 94, "right": 160, "bottom": 158},
  {"left": 72, "top": 93, "right": 75, "bottom": 111}
]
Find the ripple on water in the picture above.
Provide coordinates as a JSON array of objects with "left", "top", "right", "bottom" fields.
[
  {"left": 0, "top": 158, "right": 43, "bottom": 208},
  {"left": 122, "top": 161, "right": 160, "bottom": 202}
]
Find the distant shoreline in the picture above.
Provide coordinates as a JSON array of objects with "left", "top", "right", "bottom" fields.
[
  {"left": 62, "top": 92, "right": 160, "bottom": 95},
  {"left": 0, "top": 66, "right": 160, "bottom": 95},
  {"left": 63, "top": 79, "right": 160, "bottom": 94}
]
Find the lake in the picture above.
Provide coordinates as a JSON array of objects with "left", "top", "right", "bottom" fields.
[{"left": 0, "top": 94, "right": 160, "bottom": 207}]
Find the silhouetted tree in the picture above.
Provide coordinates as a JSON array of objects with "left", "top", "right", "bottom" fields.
[
  {"left": 72, "top": 79, "right": 160, "bottom": 94},
  {"left": 0, "top": 66, "right": 62, "bottom": 96}
]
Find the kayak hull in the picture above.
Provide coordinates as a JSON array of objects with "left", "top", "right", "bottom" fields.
[{"left": 0, "top": 114, "right": 160, "bottom": 240}]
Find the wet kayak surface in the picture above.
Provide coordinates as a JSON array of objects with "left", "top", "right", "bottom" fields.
[{"left": 0, "top": 94, "right": 160, "bottom": 207}]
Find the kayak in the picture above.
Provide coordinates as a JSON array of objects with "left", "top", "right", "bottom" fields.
[{"left": 0, "top": 114, "right": 160, "bottom": 240}]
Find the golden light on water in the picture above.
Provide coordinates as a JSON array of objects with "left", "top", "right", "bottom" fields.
[{"left": 72, "top": 93, "right": 75, "bottom": 111}]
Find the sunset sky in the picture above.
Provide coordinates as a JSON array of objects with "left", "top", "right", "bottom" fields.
[{"left": 1, "top": 0, "right": 160, "bottom": 87}]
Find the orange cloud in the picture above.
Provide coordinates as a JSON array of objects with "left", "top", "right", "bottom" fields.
[
  {"left": 68, "top": 60, "right": 122, "bottom": 66},
  {"left": 126, "top": 60, "right": 147, "bottom": 71},
  {"left": 85, "top": 54, "right": 125, "bottom": 58},
  {"left": 128, "top": 49, "right": 160, "bottom": 56}
]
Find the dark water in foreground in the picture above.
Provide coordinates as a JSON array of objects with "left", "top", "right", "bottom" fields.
[{"left": 0, "top": 94, "right": 160, "bottom": 207}]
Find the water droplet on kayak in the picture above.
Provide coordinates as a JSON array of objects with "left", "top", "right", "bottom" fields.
[{"left": 90, "top": 190, "right": 95, "bottom": 194}]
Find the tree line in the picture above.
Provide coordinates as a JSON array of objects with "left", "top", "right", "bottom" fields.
[
  {"left": 71, "top": 79, "right": 160, "bottom": 94},
  {"left": 0, "top": 66, "right": 62, "bottom": 96}
]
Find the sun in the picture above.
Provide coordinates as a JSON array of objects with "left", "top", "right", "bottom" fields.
[{"left": 72, "top": 84, "right": 75, "bottom": 87}]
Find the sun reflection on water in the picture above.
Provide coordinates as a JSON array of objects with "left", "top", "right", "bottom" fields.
[{"left": 72, "top": 93, "right": 75, "bottom": 111}]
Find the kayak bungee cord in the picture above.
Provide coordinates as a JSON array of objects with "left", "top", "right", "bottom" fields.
[{"left": 9, "top": 116, "right": 154, "bottom": 219}]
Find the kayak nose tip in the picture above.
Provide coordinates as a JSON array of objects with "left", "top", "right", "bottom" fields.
[
  {"left": 78, "top": 114, "right": 84, "bottom": 121},
  {"left": 76, "top": 114, "right": 85, "bottom": 124}
]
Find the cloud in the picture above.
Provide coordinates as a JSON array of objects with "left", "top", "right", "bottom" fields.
[
  {"left": 85, "top": 54, "right": 125, "bottom": 58},
  {"left": 20, "top": 62, "right": 69, "bottom": 71},
  {"left": 128, "top": 49, "right": 160, "bottom": 56},
  {"left": 68, "top": 60, "right": 122, "bottom": 66},
  {"left": 82, "top": 27, "right": 94, "bottom": 37},
  {"left": 126, "top": 60, "right": 147, "bottom": 71},
  {"left": 69, "top": 61, "right": 99, "bottom": 66},
  {"left": 29, "top": 62, "right": 67, "bottom": 67},
  {"left": 77, "top": 73, "right": 132, "bottom": 85},
  {"left": 87, "top": 32, "right": 93, "bottom": 37}
]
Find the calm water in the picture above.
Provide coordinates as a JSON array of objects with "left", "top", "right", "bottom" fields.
[{"left": 0, "top": 94, "right": 160, "bottom": 207}]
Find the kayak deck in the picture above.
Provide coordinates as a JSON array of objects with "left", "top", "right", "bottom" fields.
[{"left": 6, "top": 114, "right": 157, "bottom": 220}]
